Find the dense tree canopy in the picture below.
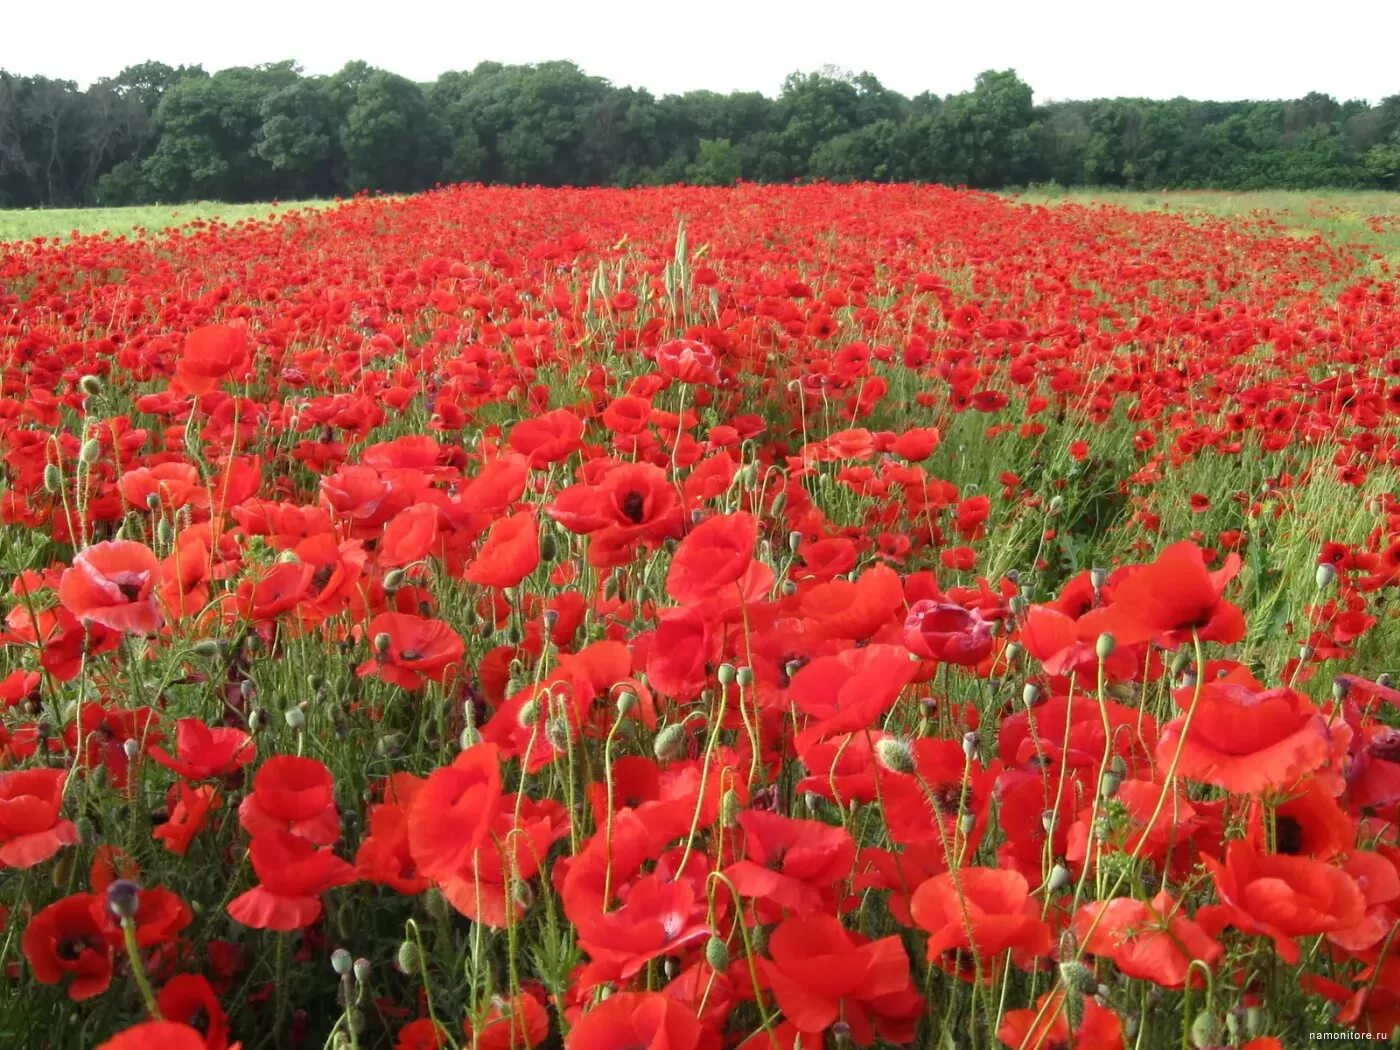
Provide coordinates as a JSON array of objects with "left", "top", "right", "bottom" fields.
[{"left": 0, "top": 59, "right": 1395, "bottom": 208}]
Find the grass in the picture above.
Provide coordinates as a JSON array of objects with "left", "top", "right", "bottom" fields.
[{"left": 0, "top": 199, "right": 338, "bottom": 242}]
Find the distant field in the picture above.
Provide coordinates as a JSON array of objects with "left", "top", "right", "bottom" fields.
[
  {"left": 0, "top": 199, "right": 337, "bottom": 241},
  {"left": 1010, "top": 187, "right": 1400, "bottom": 263}
]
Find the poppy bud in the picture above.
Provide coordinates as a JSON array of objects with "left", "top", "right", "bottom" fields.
[
  {"left": 43, "top": 463, "right": 62, "bottom": 492},
  {"left": 1047, "top": 495, "right": 1064, "bottom": 517},
  {"left": 79, "top": 374, "right": 103, "bottom": 396},
  {"left": 285, "top": 707, "right": 306, "bottom": 731},
  {"left": 704, "top": 936, "right": 729, "bottom": 972},
  {"left": 79, "top": 438, "right": 101, "bottom": 465},
  {"left": 1041, "top": 810, "right": 1057, "bottom": 834},
  {"left": 1298, "top": 643, "right": 1313, "bottom": 661},
  {"left": 248, "top": 709, "right": 265, "bottom": 733},
  {"left": 787, "top": 530, "right": 803, "bottom": 553},
  {"left": 396, "top": 941, "right": 420, "bottom": 975},
  {"left": 373, "top": 632, "right": 392, "bottom": 655},
  {"left": 123, "top": 738, "right": 140, "bottom": 761},
  {"left": 1003, "top": 642, "right": 1023, "bottom": 665},
  {"left": 1059, "top": 960, "right": 1098, "bottom": 995},
  {"left": 615, "top": 690, "right": 637, "bottom": 717},
  {"left": 1008, "top": 595, "right": 1027, "bottom": 616},
  {"left": 1380, "top": 673, "right": 1394, "bottom": 689},
  {"left": 540, "top": 532, "right": 557, "bottom": 562},
  {"left": 1095, "top": 633, "right": 1116, "bottom": 660},
  {"left": 1189, "top": 1013, "right": 1221, "bottom": 1049},
  {"left": 518, "top": 699, "right": 540, "bottom": 728},
  {"left": 1046, "top": 864, "right": 1071, "bottom": 893},
  {"left": 875, "top": 736, "right": 915, "bottom": 774},
  {"left": 145, "top": 492, "right": 162, "bottom": 512},
  {"left": 653, "top": 723, "right": 686, "bottom": 762},
  {"left": 331, "top": 949, "right": 353, "bottom": 976},
  {"left": 1315, "top": 562, "right": 1336, "bottom": 589},
  {"left": 383, "top": 568, "right": 407, "bottom": 592},
  {"left": 717, "top": 663, "right": 737, "bottom": 686},
  {"left": 736, "top": 666, "right": 754, "bottom": 687},
  {"left": 780, "top": 579, "right": 797, "bottom": 597},
  {"left": 958, "top": 811, "right": 975, "bottom": 834},
  {"left": 545, "top": 717, "right": 570, "bottom": 751},
  {"left": 770, "top": 492, "right": 787, "bottom": 516},
  {"left": 720, "top": 788, "right": 740, "bottom": 828},
  {"left": 460, "top": 726, "right": 481, "bottom": 749},
  {"left": 1100, "top": 768, "right": 1122, "bottom": 799},
  {"left": 193, "top": 638, "right": 224, "bottom": 658},
  {"left": 353, "top": 958, "right": 371, "bottom": 984},
  {"left": 106, "top": 879, "right": 141, "bottom": 920}
]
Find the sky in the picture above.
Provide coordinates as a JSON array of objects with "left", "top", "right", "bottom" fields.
[{"left": 4, "top": 0, "right": 1398, "bottom": 103}]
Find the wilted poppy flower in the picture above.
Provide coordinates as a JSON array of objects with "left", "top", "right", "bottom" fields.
[
  {"left": 357, "top": 612, "right": 465, "bottom": 690},
  {"left": 58, "top": 540, "right": 163, "bottom": 634},
  {"left": 0, "top": 767, "right": 78, "bottom": 869}
]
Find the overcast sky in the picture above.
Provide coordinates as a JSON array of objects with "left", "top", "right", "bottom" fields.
[{"left": 4, "top": 0, "right": 1397, "bottom": 103}]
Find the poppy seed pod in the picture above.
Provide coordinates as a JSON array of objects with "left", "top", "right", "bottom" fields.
[
  {"left": 1315, "top": 562, "right": 1336, "bottom": 589},
  {"left": 716, "top": 663, "right": 737, "bottom": 686},
  {"left": 373, "top": 632, "right": 392, "bottom": 655},
  {"left": 704, "top": 936, "right": 729, "bottom": 972},
  {"left": 285, "top": 707, "right": 306, "bottom": 731},
  {"left": 331, "top": 949, "right": 353, "bottom": 976},
  {"left": 1095, "top": 632, "right": 1116, "bottom": 660},
  {"left": 353, "top": 958, "right": 371, "bottom": 984},
  {"left": 962, "top": 731, "right": 978, "bottom": 760},
  {"left": 1022, "top": 683, "right": 1041, "bottom": 707},
  {"left": 105, "top": 879, "right": 141, "bottom": 920},
  {"left": 79, "top": 374, "right": 103, "bottom": 396},
  {"left": 615, "top": 690, "right": 638, "bottom": 717}
]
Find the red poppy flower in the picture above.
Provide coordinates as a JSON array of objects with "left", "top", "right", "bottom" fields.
[
  {"left": 58, "top": 540, "right": 163, "bottom": 634},
  {"left": 724, "top": 809, "right": 855, "bottom": 917},
  {"left": 22, "top": 893, "right": 112, "bottom": 1001},
  {"left": 227, "top": 829, "right": 356, "bottom": 931},
  {"left": 1078, "top": 541, "right": 1244, "bottom": 649},
  {"left": 148, "top": 718, "right": 255, "bottom": 781},
  {"left": 379, "top": 503, "right": 441, "bottom": 568},
  {"left": 175, "top": 324, "right": 249, "bottom": 396},
  {"left": 903, "top": 599, "right": 994, "bottom": 664},
  {"left": 997, "top": 988, "right": 1124, "bottom": 1050},
  {"left": 466, "top": 512, "right": 541, "bottom": 588},
  {"left": 760, "top": 914, "right": 923, "bottom": 1045},
  {"left": 98, "top": 1021, "right": 222, "bottom": 1050},
  {"left": 567, "top": 991, "right": 715, "bottom": 1050},
  {"left": 154, "top": 783, "right": 221, "bottom": 856},
  {"left": 911, "top": 868, "right": 1052, "bottom": 980},
  {"left": 465, "top": 989, "right": 551, "bottom": 1050},
  {"left": 654, "top": 339, "right": 720, "bottom": 386},
  {"left": 666, "top": 512, "right": 758, "bottom": 605},
  {"left": 238, "top": 755, "right": 341, "bottom": 845},
  {"left": 1159, "top": 678, "right": 1338, "bottom": 794},
  {"left": 357, "top": 612, "right": 464, "bottom": 690},
  {"left": 1199, "top": 841, "right": 1366, "bottom": 963},
  {"left": 1072, "top": 891, "right": 1223, "bottom": 989},
  {"left": 509, "top": 408, "right": 586, "bottom": 467},
  {"left": 407, "top": 743, "right": 504, "bottom": 882},
  {"left": 0, "top": 767, "right": 78, "bottom": 869}
]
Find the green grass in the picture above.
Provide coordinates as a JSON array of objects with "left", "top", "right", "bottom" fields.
[
  {"left": 0, "top": 199, "right": 338, "bottom": 241},
  {"left": 1009, "top": 187, "right": 1400, "bottom": 266}
]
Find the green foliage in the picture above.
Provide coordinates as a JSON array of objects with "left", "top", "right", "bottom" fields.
[{"left": 0, "top": 58, "right": 1396, "bottom": 207}]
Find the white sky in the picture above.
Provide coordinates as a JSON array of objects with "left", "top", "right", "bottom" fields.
[{"left": 4, "top": 0, "right": 1398, "bottom": 103}]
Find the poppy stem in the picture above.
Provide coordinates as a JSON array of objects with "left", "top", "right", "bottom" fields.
[{"left": 119, "top": 916, "right": 163, "bottom": 1021}]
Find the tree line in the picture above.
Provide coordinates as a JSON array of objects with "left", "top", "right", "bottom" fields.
[{"left": 1, "top": 59, "right": 1397, "bottom": 208}]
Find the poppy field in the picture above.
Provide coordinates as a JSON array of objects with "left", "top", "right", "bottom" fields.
[{"left": 0, "top": 182, "right": 1398, "bottom": 1049}]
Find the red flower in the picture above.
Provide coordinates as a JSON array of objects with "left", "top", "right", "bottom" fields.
[
  {"left": 655, "top": 339, "right": 720, "bottom": 385},
  {"left": 1078, "top": 541, "right": 1244, "bottom": 648},
  {"left": 760, "top": 914, "right": 923, "bottom": 1045},
  {"left": 357, "top": 612, "right": 465, "bottom": 690},
  {"left": 1199, "top": 841, "right": 1366, "bottom": 963},
  {"left": 154, "top": 783, "right": 221, "bottom": 856},
  {"left": 903, "top": 599, "right": 994, "bottom": 664},
  {"left": 724, "top": 809, "right": 855, "bottom": 917},
  {"left": 466, "top": 989, "right": 552, "bottom": 1050},
  {"left": 227, "top": 829, "right": 355, "bottom": 931},
  {"left": 157, "top": 974, "right": 233, "bottom": 1050},
  {"left": 567, "top": 991, "right": 715, "bottom": 1050},
  {"left": 666, "top": 512, "right": 758, "bottom": 605},
  {"left": 509, "top": 408, "right": 586, "bottom": 467},
  {"left": 148, "top": 718, "right": 255, "bottom": 781},
  {"left": 176, "top": 323, "right": 248, "bottom": 395},
  {"left": 997, "top": 988, "right": 1124, "bottom": 1050},
  {"left": 466, "top": 512, "right": 541, "bottom": 588},
  {"left": 407, "top": 743, "right": 504, "bottom": 882},
  {"left": 911, "top": 868, "right": 1052, "bottom": 980},
  {"left": 0, "top": 767, "right": 78, "bottom": 869},
  {"left": 22, "top": 893, "right": 112, "bottom": 1001},
  {"left": 58, "top": 540, "right": 163, "bottom": 634},
  {"left": 238, "top": 755, "right": 341, "bottom": 845},
  {"left": 1072, "top": 891, "right": 1223, "bottom": 989}
]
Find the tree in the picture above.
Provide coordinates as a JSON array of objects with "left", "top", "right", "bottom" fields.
[{"left": 687, "top": 138, "right": 741, "bottom": 185}]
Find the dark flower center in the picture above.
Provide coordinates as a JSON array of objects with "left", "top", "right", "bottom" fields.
[
  {"left": 620, "top": 490, "right": 646, "bottom": 524},
  {"left": 1275, "top": 815, "right": 1304, "bottom": 855},
  {"left": 117, "top": 582, "right": 143, "bottom": 601}
]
